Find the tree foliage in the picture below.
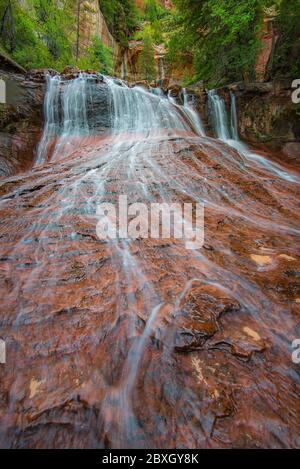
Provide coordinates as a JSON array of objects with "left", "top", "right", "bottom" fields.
[
  {"left": 77, "top": 36, "right": 113, "bottom": 74},
  {"left": 167, "top": 0, "right": 300, "bottom": 87},
  {"left": 272, "top": 0, "right": 300, "bottom": 78},
  {"left": 137, "top": 26, "right": 157, "bottom": 82},
  {"left": 0, "top": 0, "right": 114, "bottom": 72},
  {"left": 1, "top": 0, "right": 298, "bottom": 85},
  {"left": 100, "top": 0, "right": 140, "bottom": 47},
  {"left": 144, "top": 0, "right": 167, "bottom": 23},
  {"left": 168, "top": 0, "right": 266, "bottom": 87}
]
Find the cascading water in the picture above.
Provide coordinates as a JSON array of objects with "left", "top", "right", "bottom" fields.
[
  {"left": 208, "top": 88, "right": 299, "bottom": 182},
  {"left": 165, "top": 88, "right": 205, "bottom": 137},
  {"left": 35, "top": 75, "right": 61, "bottom": 165},
  {"left": 37, "top": 74, "right": 205, "bottom": 167},
  {"left": 182, "top": 88, "right": 205, "bottom": 137},
  {"left": 106, "top": 78, "right": 194, "bottom": 137},
  {"left": 158, "top": 57, "right": 166, "bottom": 80},
  {"left": 36, "top": 73, "right": 111, "bottom": 165},
  {"left": 230, "top": 91, "right": 239, "bottom": 141},
  {"left": 207, "top": 89, "right": 231, "bottom": 141},
  {"left": 1, "top": 71, "right": 300, "bottom": 449}
]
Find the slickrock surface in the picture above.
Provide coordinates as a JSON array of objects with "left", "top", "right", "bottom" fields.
[{"left": 0, "top": 130, "right": 299, "bottom": 448}]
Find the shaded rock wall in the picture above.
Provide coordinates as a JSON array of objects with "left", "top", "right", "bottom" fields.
[
  {"left": 0, "top": 51, "right": 26, "bottom": 75},
  {"left": 0, "top": 69, "right": 113, "bottom": 177},
  {"left": 221, "top": 81, "right": 300, "bottom": 157},
  {"left": 0, "top": 71, "right": 44, "bottom": 177},
  {"left": 77, "top": 1, "right": 144, "bottom": 83},
  {"left": 78, "top": 0, "right": 121, "bottom": 61},
  {"left": 124, "top": 41, "right": 168, "bottom": 83},
  {"left": 186, "top": 79, "right": 300, "bottom": 159}
]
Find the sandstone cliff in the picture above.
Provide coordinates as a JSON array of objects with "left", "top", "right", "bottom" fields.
[{"left": 77, "top": 1, "right": 120, "bottom": 62}]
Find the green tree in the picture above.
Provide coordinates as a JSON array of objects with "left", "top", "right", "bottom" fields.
[
  {"left": 0, "top": 0, "right": 75, "bottom": 69},
  {"left": 100, "top": 0, "right": 140, "bottom": 47},
  {"left": 272, "top": 0, "right": 300, "bottom": 78},
  {"left": 78, "top": 36, "right": 113, "bottom": 74},
  {"left": 168, "top": 0, "right": 267, "bottom": 87},
  {"left": 34, "top": 0, "right": 75, "bottom": 65},
  {"left": 138, "top": 27, "right": 156, "bottom": 81},
  {"left": 144, "top": 0, "right": 166, "bottom": 22}
]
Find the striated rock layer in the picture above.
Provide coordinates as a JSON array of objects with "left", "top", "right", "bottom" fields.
[{"left": 0, "top": 81, "right": 300, "bottom": 449}]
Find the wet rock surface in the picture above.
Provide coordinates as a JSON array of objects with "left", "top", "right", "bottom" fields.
[
  {"left": 0, "top": 125, "right": 299, "bottom": 448},
  {"left": 216, "top": 80, "right": 300, "bottom": 155},
  {"left": 1, "top": 75, "right": 300, "bottom": 448},
  {"left": 0, "top": 71, "right": 44, "bottom": 177},
  {"left": 0, "top": 70, "right": 112, "bottom": 176}
]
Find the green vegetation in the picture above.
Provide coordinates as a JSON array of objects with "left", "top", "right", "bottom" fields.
[
  {"left": 133, "top": 1, "right": 170, "bottom": 40},
  {"left": 167, "top": 0, "right": 266, "bottom": 87},
  {"left": 77, "top": 37, "right": 113, "bottom": 74},
  {"left": 137, "top": 26, "right": 157, "bottom": 82},
  {"left": 272, "top": 0, "right": 300, "bottom": 78},
  {"left": 131, "top": 1, "right": 170, "bottom": 81},
  {"left": 167, "top": 0, "right": 300, "bottom": 87},
  {"left": 0, "top": 0, "right": 73, "bottom": 69},
  {"left": 144, "top": 0, "right": 167, "bottom": 23},
  {"left": 0, "top": 0, "right": 298, "bottom": 85},
  {"left": 100, "top": 0, "right": 140, "bottom": 47},
  {"left": 0, "top": 0, "right": 113, "bottom": 72}
]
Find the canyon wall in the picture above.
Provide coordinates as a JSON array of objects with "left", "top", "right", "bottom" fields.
[
  {"left": 0, "top": 70, "right": 44, "bottom": 176},
  {"left": 77, "top": 0, "right": 124, "bottom": 71},
  {"left": 218, "top": 81, "right": 300, "bottom": 161},
  {"left": 255, "top": 6, "right": 279, "bottom": 82}
]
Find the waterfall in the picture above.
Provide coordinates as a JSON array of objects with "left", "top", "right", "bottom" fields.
[
  {"left": 207, "top": 89, "right": 298, "bottom": 182},
  {"left": 167, "top": 89, "right": 177, "bottom": 105},
  {"left": 121, "top": 60, "right": 126, "bottom": 81},
  {"left": 150, "top": 86, "right": 165, "bottom": 97},
  {"left": 36, "top": 73, "right": 90, "bottom": 165},
  {"left": 182, "top": 88, "right": 205, "bottom": 137},
  {"left": 51, "top": 73, "right": 90, "bottom": 160},
  {"left": 165, "top": 88, "right": 205, "bottom": 137},
  {"left": 37, "top": 74, "right": 206, "bottom": 167},
  {"left": 230, "top": 91, "right": 239, "bottom": 140},
  {"left": 207, "top": 90, "right": 231, "bottom": 141},
  {"left": 35, "top": 75, "right": 61, "bottom": 165},
  {"left": 207, "top": 89, "right": 238, "bottom": 141},
  {"left": 2, "top": 69, "right": 300, "bottom": 449},
  {"left": 106, "top": 78, "right": 193, "bottom": 136},
  {"left": 36, "top": 73, "right": 110, "bottom": 166},
  {"left": 36, "top": 74, "right": 298, "bottom": 184}
]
